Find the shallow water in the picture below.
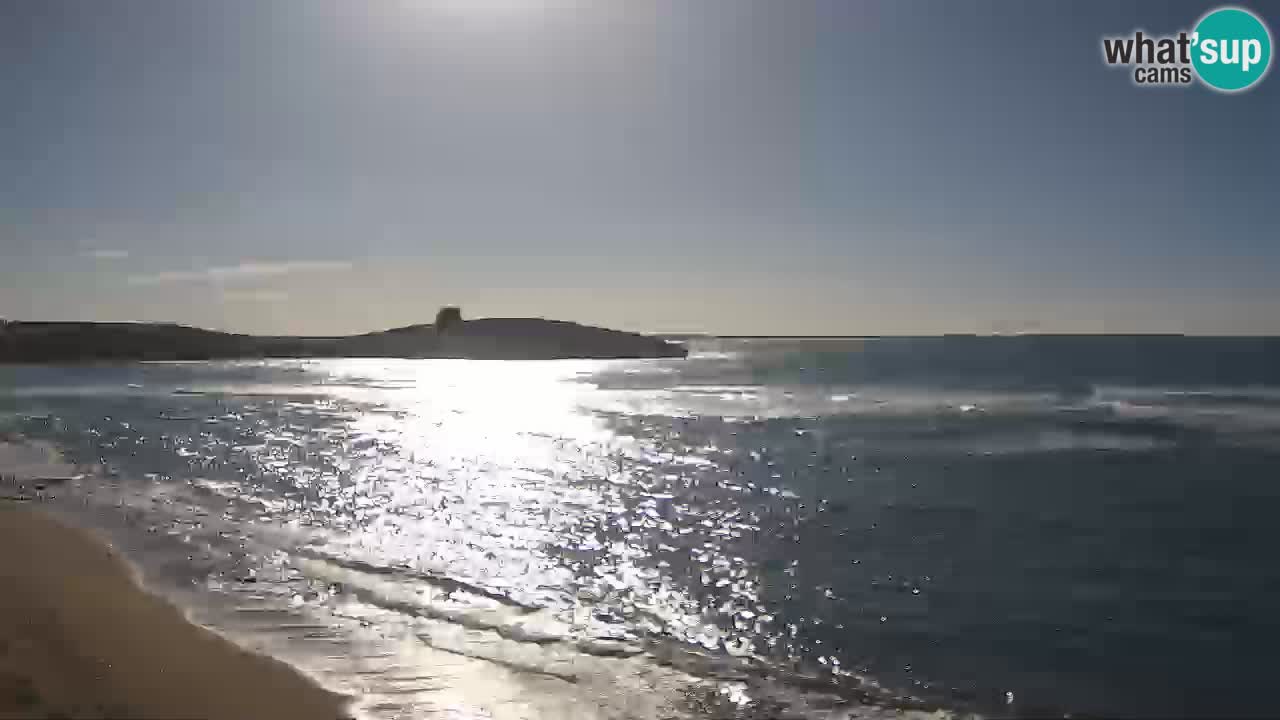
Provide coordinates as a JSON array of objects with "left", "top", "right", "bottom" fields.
[{"left": 4, "top": 337, "right": 1280, "bottom": 718}]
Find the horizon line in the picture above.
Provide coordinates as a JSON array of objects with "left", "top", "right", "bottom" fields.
[{"left": 7, "top": 320, "right": 1280, "bottom": 341}]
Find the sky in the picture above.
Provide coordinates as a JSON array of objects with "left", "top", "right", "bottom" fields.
[{"left": 2, "top": 0, "right": 1278, "bottom": 336}]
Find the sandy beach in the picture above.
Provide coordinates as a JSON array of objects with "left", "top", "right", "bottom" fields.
[{"left": 0, "top": 444, "right": 352, "bottom": 720}]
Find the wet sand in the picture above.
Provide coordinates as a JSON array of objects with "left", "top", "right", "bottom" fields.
[{"left": 0, "top": 467, "right": 352, "bottom": 719}]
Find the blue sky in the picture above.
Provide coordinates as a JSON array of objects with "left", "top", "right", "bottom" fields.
[{"left": 2, "top": 0, "right": 1277, "bottom": 335}]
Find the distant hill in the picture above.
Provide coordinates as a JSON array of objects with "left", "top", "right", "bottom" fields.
[{"left": 0, "top": 312, "right": 687, "bottom": 362}]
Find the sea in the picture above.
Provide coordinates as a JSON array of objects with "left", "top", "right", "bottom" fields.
[{"left": 3, "top": 336, "right": 1280, "bottom": 719}]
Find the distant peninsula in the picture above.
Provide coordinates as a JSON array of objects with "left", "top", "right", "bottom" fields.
[{"left": 0, "top": 307, "right": 687, "bottom": 362}]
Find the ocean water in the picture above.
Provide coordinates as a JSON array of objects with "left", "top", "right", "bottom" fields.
[{"left": 4, "top": 336, "right": 1280, "bottom": 719}]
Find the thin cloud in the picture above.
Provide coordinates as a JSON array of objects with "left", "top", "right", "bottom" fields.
[
  {"left": 221, "top": 289, "right": 289, "bottom": 303},
  {"left": 128, "top": 260, "right": 352, "bottom": 286},
  {"left": 84, "top": 249, "right": 130, "bottom": 260}
]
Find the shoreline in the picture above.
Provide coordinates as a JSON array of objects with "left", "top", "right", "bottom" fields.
[{"left": 0, "top": 487, "right": 352, "bottom": 719}]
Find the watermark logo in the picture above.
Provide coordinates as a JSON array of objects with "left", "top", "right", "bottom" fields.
[
  {"left": 1102, "top": 5, "right": 1271, "bottom": 92},
  {"left": 1192, "top": 7, "right": 1271, "bottom": 90}
]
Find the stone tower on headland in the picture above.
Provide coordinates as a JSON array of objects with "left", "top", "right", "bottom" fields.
[{"left": 435, "top": 306, "right": 462, "bottom": 334}]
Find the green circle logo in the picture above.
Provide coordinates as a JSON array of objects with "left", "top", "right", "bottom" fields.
[{"left": 1192, "top": 6, "right": 1272, "bottom": 92}]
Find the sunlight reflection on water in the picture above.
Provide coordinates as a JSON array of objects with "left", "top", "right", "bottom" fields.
[{"left": 32, "top": 359, "right": 819, "bottom": 719}]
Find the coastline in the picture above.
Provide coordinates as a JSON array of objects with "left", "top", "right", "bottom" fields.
[
  {"left": 0, "top": 315, "right": 688, "bottom": 362},
  {"left": 0, "top": 445, "right": 352, "bottom": 720}
]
